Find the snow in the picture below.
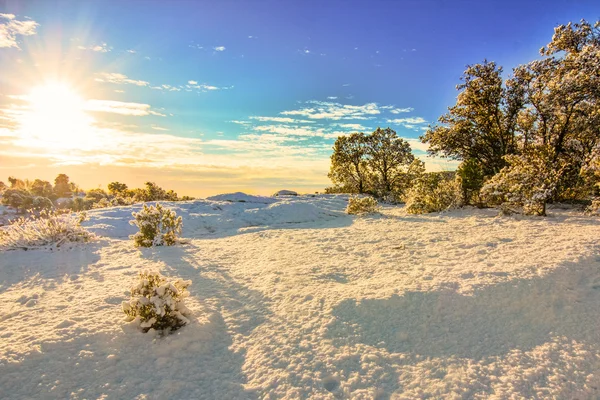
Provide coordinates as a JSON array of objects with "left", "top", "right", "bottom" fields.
[
  {"left": 206, "top": 192, "right": 278, "bottom": 204},
  {"left": 1, "top": 195, "right": 600, "bottom": 399}
]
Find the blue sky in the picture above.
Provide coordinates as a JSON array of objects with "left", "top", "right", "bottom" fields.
[{"left": 0, "top": 0, "right": 598, "bottom": 196}]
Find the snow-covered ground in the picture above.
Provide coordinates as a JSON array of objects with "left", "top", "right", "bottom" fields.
[{"left": 1, "top": 194, "right": 600, "bottom": 399}]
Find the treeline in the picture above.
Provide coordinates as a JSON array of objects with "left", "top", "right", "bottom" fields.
[
  {"left": 329, "top": 20, "right": 600, "bottom": 216},
  {"left": 0, "top": 174, "right": 194, "bottom": 213}
]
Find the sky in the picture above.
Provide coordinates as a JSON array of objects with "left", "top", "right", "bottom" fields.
[{"left": 0, "top": 0, "right": 598, "bottom": 197}]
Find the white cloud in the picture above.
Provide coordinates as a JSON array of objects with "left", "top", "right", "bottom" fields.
[
  {"left": 281, "top": 101, "right": 381, "bottom": 120},
  {"left": 0, "top": 13, "right": 38, "bottom": 49},
  {"left": 230, "top": 120, "right": 251, "bottom": 125},
  {"left": 187, "top": 82, "right": 223, "bottom": 91},
  {"left": 252, "top": 124, "right": 344, "bottom": 140},
  {"left": 327, "top": 96, "right": 338, "bottom": 100},
  {"left": 214, "top": 46, "right": 226, "bottom": 51},
  {"left": 151, "top": 125, "right": 169, "bottom": 131},
  {"left": 334, "top": 123, "right": 369, "bottom": 131},
  {"left": 126, "top": 49, "right": 136, "bottom": 54},
  {"left": 78, "top": 42, "right": 111, "bottom": 52},
  {"left": 95, "top": 72, "right": 149, "bottom": 87},
  {"left": 390, "top": 107, "right": 414, "bottom": 114},
  {"left": 150, "top": 84, "right": 181, "bottom": 92},
  {"left": 249, "top": 116, "right": 315, "bottom": 124},
  {"left": 85, "top": 100, "right": 165, "bottom": 117},
  {"left": 387, "top": 117, "right": 427, "bottom": 125}
]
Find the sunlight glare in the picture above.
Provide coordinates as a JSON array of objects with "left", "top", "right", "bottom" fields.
[{"left": 17, "top": 82, "right": 95, "bottom": 150}]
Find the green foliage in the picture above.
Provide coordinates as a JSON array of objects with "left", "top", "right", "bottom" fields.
[
  {"left": 328, "top": 128, "right": 416, "bottom": 200},
  {"left": 328, "top": 132, "right": 371, "bottom": 194},
  {"left": 53, "top": 174, "right": 71, "bottom": 197},
  {"left": 70, "top": 197, "right": 94, "bottom": 211},
  {"left": 30, "top": 179, "right": 54, "bottom": 198},
  {"left": 107, "top": 181, "right": 128, "bottom": 196},
  {"left": 85, "top": 188, "right": 109, "bottom": 202},
  {"left": 122, "top": 272, "right": 192, "bottom": 333},
  {"left": 31, "top": 196, "right": 54, "bottom": 211},
  {"left": 405, "top": 173, "right": 462, "bottom": 214},
  {"left": 421, "top": 60, "right": 522, "bottom": 177},
  {"left": 456, "top": 159, "right": 485, "bottom": 206},
  {"left": 129, "top": 203, "right": 183, "bottom": 247},
  {"left": 8, "top": 176, "right": 26, "bottom": 189},
  {"left": 346, "top": 196, "right": 379, "bottom": 215},
  {"left": 1, "top": 189, "right": 32, "bottom": 213}
]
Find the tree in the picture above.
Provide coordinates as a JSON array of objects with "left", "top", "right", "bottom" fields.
[
  {"left": 54, "top": 174, "right": 71, "bottom": 197},
  {"left": 30, "top": 179, "right": 53, "bottom": 198},
  {"left": 509, "top": 20, "right": 600, "bottom": 201},
  {"left": 480, "top": 146, "right": 564, "bottom": 216},
  {"left": 365, "top": 127, "right": 415, "bottom": 198},
  {"left": 421, "top": 60, "right": 523, "bottom": 177},
  {"left": 108, "top": 182, "right": 128, "bottom": 196},
  {"left": 8, "top": 176, "right": 26, "bottom": 189},
  {"left": 328, "top": 132, "right": 371, "bottom": 194},
  {"left": 456, "top": 158, "right": 485, "bottom": 206},
  {"left": 85, "top": 188, "right": 108, "bottom": 202},
  {"left": 1, "top": 189, "right": 32, "bottom": 213}
]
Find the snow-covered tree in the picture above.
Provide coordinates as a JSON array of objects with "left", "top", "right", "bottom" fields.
[{"left": 481, "top": 146, "right": 564, "bottom": 216}]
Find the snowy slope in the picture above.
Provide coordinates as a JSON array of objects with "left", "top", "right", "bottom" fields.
[{"left": 1, "top": 195, "right": 600, "bottom": 399}]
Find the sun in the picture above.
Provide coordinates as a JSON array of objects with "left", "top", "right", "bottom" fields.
[
  {"left": 17, "top": 81, "right": 94, "bottom": 150},
  {"left": 29, "top": 82, "right": 84, "bottom": 116}
]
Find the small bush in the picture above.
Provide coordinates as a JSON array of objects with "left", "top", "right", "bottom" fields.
[
  {"left": 346, "top": 196, "right": 379, "bottom": 215},
  {"left": 405, "top": 175, "right": 462, "bottom": 214},
  {"left": 586, "top": 198, "right": 600, "bottom": 215},
  {"left": 129, "top": 203, "right": 182, "bottom": 247},
  {"left": 0, "top": 210, "right": 95, "bottom": 250},
  {"left": 122, "top": 271, "right": 192, "bottom": 333}
]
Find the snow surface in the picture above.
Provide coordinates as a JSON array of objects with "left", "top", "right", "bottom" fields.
[{"left": 1, "top": 195, "right": 600, "bottom": 399}]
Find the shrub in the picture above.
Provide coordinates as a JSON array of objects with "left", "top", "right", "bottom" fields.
[
  {"left": 346, "top": 196, "right": 379, "bottom": 215},
  {"left": 122, "top": 271, "right": 192, "bottom": 333},
  {"left": 405, "top": 174, "right": 462, "bottom": 214},
  {"left": 31, "top": 196, "right": 54, "bottom": 211},
  {"left": 0, "top": 210, "right": 95, "bottom": 250},
  {"left": 129, "top": 203, "right": 182, "bottom": 247},
  {"left": 586, "top": 198, "right": 600, "bottom": 215}
]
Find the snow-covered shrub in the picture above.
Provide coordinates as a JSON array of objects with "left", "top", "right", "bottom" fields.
[
  {"left": 586, "top": 198, "right": 600, "bottom": 215},
  {"left": 481, "top": 147, "right": 563, "bottom": 216},
  {"left": 346, "top": 196, "right": 379, "bottom": 215},
  {"left": 405, "top": 174, "right": 462, "bottom": 214},
  {"left": 122, "top": 271, "right": 192, "bottom": 333},
  {"left": 129, "top": 203, "right": 182, "bottom": 247},
  {"left": 0, "top": 210, "right": 95, "bottom": 250}
]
